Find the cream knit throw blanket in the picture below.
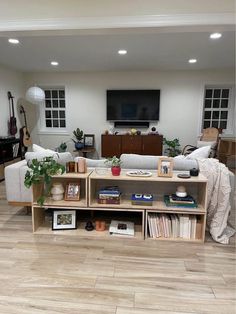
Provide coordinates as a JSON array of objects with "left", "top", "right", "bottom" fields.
[{"left": 197, "top": 158, "right": 235, "bottom": 244}]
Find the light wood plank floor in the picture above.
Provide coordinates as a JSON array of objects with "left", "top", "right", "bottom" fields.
[{"left": 0, "top": 182, "right": 235, "bottom": 314}]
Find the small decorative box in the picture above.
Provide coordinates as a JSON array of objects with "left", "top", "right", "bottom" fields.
[{"left": 131, "top": 193, "right": 153, "bottom": 206}]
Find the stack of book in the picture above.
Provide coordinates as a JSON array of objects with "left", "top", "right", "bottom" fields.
[
  {"left": 164, "top": 194, "right": 197, "bottom": 208},
  {"left": 148, "top": 213, "right": 199, "bottom": 239},
  {"left": 98, "top": 186, "right": 121, "bottom": 204}
]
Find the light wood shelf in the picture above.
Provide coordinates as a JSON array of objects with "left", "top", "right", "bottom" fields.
[{"left": 31, "top": 169, "right": 207, "bottom": 242}]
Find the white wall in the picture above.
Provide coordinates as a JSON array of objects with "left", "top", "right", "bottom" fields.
[
  {"left": 0, "top": 64, "right": 24, "bottom": 137},
  {"left": 24, "top": 69, "right": 234, "bottom": 156}
]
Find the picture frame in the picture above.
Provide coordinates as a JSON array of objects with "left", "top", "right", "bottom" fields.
[
  {"left": 65, "top": 182, "right": 80, "bottom": 200},
  {"left": 84, "top": 134, "right": 95, "bottom": 148},
  {"left": 52, "top": 209, "right": 77, "bottom": 230},
  {"left": 158, "top": 157, "right": 173, "bottom": 177}
]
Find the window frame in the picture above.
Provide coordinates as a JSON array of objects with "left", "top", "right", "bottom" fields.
[
  {"left": 38, "top": 86, "right": 69, "bottom": 135},
  {"left": 200, "top": 85, "right": 235, "bottom": 136}
]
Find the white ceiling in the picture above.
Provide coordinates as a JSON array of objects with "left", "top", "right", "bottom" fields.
[{"left": 0, "top": 27, "right": 234, "bottom": 72}]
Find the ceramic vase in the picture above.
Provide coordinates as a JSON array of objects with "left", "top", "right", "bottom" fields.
[{"left": 51, "top": 183, "right": 64, "bottom": 201}]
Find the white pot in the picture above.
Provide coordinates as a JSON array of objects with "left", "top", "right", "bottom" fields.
[{"left": 51, "top": 183, "right": 64, "bottom": 201}]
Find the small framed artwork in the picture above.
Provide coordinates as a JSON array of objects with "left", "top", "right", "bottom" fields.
[
  {"left": 65, "top": 182, "right": 80, "bottom": 200},
  {"left": 84, "top": 134, "right": 95, "bottom": 148},
  {"left": 52, "top": 209, "right": 77, "bottom": 230},
  {"left": 158, "top": 157, "right": 173, "bottom": 177}
]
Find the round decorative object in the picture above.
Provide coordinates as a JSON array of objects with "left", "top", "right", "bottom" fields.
[
  {"left": 151, "top": 127, "right": 156, "bottom": 132},
  {"left": 177, "top": 173, "right": 191, "bottom": 179},
  {"left": 136, "top": 130, "right": 141, "bottom": 135},
  {"left": 85, "top": 221, "right": 94, "bottom": 231},
  {"left": 25, "top": 87, "right": 45, "bottom": 105},
  {"left": 190, "top": 168, "right": 199, "bottom": 176},
  {"left": 51, "top": 183, "right": 64, "bottom": 201},
  {"left": 176, "top": 185, "right": 187, "bottom": 197},
  {"left": 130, "top": 128, "right": 137, "bottom": 135},
  {"left": 126, "top": 170, "right": 152, "bottom": 177}
]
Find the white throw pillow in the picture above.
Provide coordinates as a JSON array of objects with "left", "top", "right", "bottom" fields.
[
  {"left": 32, "top": 144, "right": 46, "bottom": 152},
  {"left": 186, "top": 146, "right": 211, "bottom": 159},
  {"left": 32, "top": 144, "right": 55, "bottom": 154},
  {"left": 197, "top": 140, "right": 217, "bottom": 149}
]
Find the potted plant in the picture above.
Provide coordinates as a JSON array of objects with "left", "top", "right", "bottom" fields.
[
  {"left": 56, "top": 142, "right": 67, "bottom": 152},
  {"left": 24, "top": 156, "right": 65, "bottom": 206},
  {"left": 163, "top": 138, "right": 181, "bottom": 157},
  {"left": 72, "top": 128, "right": 84, "bottom": 150},
  {"left": 105, "top": 156, "right": 122, "bottom": 176}
]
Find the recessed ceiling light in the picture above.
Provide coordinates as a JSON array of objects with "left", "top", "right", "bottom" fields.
[
  {"left": 188, "top": 59, "right": 197, "bottom": 64},
  {"left": 51, "top": 61, "right": 59, "bottom": 66},
  {"left": 118, "top": 50, "right": 127, "bottom": 55},
  {"left": 210, "top": 33, "right": 222, "bottom": 39},
  {"left": 8, "top": 38, "right": 19, "bottom": 44}
]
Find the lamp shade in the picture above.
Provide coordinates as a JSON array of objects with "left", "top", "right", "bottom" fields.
[{"left": 25, "top": 87, "right": 45, "bottom": 105}]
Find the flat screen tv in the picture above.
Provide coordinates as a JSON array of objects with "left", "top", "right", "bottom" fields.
[{"left": 106, "top": 89, "right": 160, "bottom": 121}]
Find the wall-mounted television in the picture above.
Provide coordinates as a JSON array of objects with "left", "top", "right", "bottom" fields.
[{"left": 106, "top": 89, "right": 160, "bottom": 121}]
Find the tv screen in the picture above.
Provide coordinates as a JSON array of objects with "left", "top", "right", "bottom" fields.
[{"left": 106, "top": 90, "right": 160, "bottom": 121}]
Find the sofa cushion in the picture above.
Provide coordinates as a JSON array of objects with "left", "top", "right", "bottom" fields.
[
  {"left": 120, "top": 154, "right": 198, "bottom": 171},
  {"left": 173, "top": 155, "right": 198, "bottom": 170},
  {"left": 74, "top": 157, "right": 108, "bottom": 168},
  {"left": 25, "top": 151, "right": 73, "bottom": 166}
]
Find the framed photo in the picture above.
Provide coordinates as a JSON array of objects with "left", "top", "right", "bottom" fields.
[
  {"left": 52, "top": 209, "right": 77, "bottom": 230},
  {"left": 84, "top": 134, "right": 95, "bottom": 148},
  {"left": 65, "top": 182, "right": 80, "bottom": 200},
  {"left": 158, "top": 157, "right": 173, "bottom": 177}
]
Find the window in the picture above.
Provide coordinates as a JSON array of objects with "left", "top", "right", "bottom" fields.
[
  {"left": 40, "top": 88, "right": 66, "bottom": 131},
  {"left": 202, "top": 86, "right": 234, "bottom": 134}
]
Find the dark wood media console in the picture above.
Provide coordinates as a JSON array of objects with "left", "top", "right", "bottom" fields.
[{"left": 101, "top": 134, "right": 163, "bottom": 157}]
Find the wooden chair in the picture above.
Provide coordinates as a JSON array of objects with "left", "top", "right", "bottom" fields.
[{"left": 182, "top": 127, "right": 221, "bottom": 157}]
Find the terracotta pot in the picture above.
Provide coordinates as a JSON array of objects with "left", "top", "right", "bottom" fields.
[{"left": 111, "top": 166, "right": 121, "bottom": 176}]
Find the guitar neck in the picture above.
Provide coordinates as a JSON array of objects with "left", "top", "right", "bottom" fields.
[{"left": 11, "top": 99, "right": 15, "bottom": 117}]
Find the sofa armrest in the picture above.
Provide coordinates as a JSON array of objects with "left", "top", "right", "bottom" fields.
[{"left": 5, "top": 160, "right": 32, "bottom": 203}]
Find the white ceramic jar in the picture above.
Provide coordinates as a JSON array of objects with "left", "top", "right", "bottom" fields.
[{"left": 51, "top": 183, "right": 64, "bottom": 201}]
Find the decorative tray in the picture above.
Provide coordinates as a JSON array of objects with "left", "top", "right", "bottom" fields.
[{"left": 126, "top": 170, "right": 152, "bottom": 177}]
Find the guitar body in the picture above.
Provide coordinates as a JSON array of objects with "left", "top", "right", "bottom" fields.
[
  {"left": 20, "top": 126, "right": 32, "bottom": 147},
  {"left": 9, "top": 117, "right": 17, "bottom": 135}
]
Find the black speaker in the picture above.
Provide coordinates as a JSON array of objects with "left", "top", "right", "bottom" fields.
[{"left": 114, "top": 121, "right": 150, "bottom": 128}]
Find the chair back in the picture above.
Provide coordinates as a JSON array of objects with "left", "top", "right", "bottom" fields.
[{"left": 200, "top": 127, "right": 220, "bottom": 142}]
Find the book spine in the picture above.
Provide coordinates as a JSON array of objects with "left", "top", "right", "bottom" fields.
[{"left": 98, "top": 199, "right": 120, "bottom": 204}]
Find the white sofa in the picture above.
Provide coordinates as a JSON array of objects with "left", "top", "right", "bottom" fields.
[{"left": 5, "top": 152, "right": 234, "bottom": 206}]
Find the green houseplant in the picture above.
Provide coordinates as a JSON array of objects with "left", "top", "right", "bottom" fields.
[
  {"left": 163, "top": 138, "right": 181, "bottom": 157},
  {"left": 24, "top": 156, "right": 65, "bottom": 206},
  {"left": 105, "top": 156, "right": 122, "bottom": 176},
  {"left": 72, "top": 128, "right": 84, "bottom": 150}
]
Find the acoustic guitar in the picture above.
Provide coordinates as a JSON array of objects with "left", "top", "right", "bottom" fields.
[
  {"left": 7, "top": 91, "right": 17, "bottom": 136},
  {"left": 19, "top": 105, "right": 32, "bottom": 148}
]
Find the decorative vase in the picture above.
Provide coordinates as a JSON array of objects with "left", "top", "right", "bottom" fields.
[
  {"left": 75, "top": 142, "right": 84, "bottom": 150},
  {"left": 111, "top": 166, "right": 121, "bottom": 176},
  {"left": 51, "top": 183, "right": 64, "bottom": 201}
]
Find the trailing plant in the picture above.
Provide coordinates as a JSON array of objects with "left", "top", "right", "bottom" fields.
[
  {"left": 163, "top": 138, "right": 181, "bottom": 157},
  {"left": 24, "top": 156, "right": 65, "bottom": 206},
  {"left": 72, "top": 128, "right": 84, "bottom": 143},
  {"left": 105, "top": 156, "right": 122, "bottom": 167}
]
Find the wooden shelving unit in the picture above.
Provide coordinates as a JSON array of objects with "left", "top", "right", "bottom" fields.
[{"left": 32, "top": 170, "right": 207, "bottom": 242}]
